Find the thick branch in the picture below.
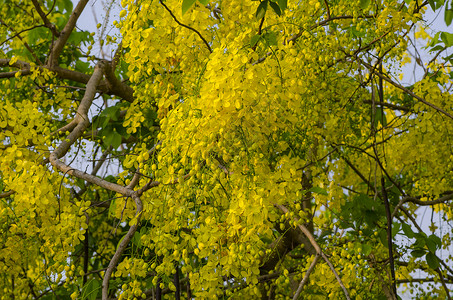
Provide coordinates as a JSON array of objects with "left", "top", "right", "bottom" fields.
[
  {"left": 381, "top": 177, "right": 397, "bottom": 299},
  {"left": 0, "top": 190, "right": 15, "bottom": 198},
  {"left": 402, "top": 192, "right": 453, "bottom": 206},
  {"left": 52, "top": 65, "right": 133, "bottom": 101},
  {"left": 50, "top": 63, "right": 104, "bottom": 159},
  {"left": 48, "top": 0, "right": 89, "bottom": 66},
  {"left": 0, "top": 59, "right": 134, "bottom": 102},
  {"left": 0, "top": 58, "right": 31, "bottom": 70},
  {"left": 102, "top": 192, "right": 143, "bottom": 300},
  {"left": 260, "top": 223, "right": 315, "bottom": 273},
  {"left": 48, "top": 64, "right": 131, "bottom": 196},
  {"left": 44, "top": 61, "right": 141, "bottom": 300},
  {"left": 103, "top": 61, "right": 134, "bottom": 102}
]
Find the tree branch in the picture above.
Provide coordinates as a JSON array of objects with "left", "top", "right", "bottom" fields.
[
  {"left": 44, "top": 61, "right": 142, "bottom": 300},
  {"left": 103, "top": 60, "right": 134, "bottom": 102},
  {"left": 0, "top": 190, "right": 15, "bottom": 198},
  {"left": 0, "top": 58, "right": 134, "bottom": 102},
  {"left": 159, "top": 0, "right": 212, "bottom": 53},
  {"left": 360, "top": 59, "right": 453, "bottom": 120},
  {"left": 362, "top": 100, "right": 411, "bottom": 112},
  {"left": 276, "top": 204, "right": 351, "bottom": 300},
  {"left": 293, "top": 253, "right": 320, "bottom": 299},
  {"left": 392, "top": 192, "right": 453, "bottom": 218},
  {"left": 30, "top": 0, "right": 60, "bottom": 37},
  {"left": 48, "top": 0, "right": 90, "bottom": 66},
  {"left": 102, "top": 192, "right": 143, "bottom": 300}
]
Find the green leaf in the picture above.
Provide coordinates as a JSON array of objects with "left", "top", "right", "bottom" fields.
[
  {"left": 198, "top": 0, "right": 210, "bottom": 5},
  {"left": 56, "top": 16, "right": 68, "bottom": 30},
  {"left": 444, "top": 53, "right": 453, "bottom": 64},
  {"left": 414, "top": 232, "right": 427, "bottom": 248},
  {"left": 428, "top": 32, "right": 441, "bottom": 47},
  {"left": 260, "top": 235, "right": 274, "bottom": 244},
  {"left": 256, "top": 1, "right": 268, "bottom": 20},
  {"left": 277, "top": 0, "right": 287, "bottom": 11},
  {"left": 116, "top": 234, "right": 126, "bottom": 252},
  {"left": 350, "top": 26, "right": 365, "bottom": 38},
  {"left": 145, "top": 109, "right": 158, "bottom": 127},
  {"left": 411, "top": 249, "right": 426, "bottom": 258},
  {"left": 96, "top": 106, "right": 121, "bottom": 129},
  {"left": 392, "top": 222, "right": 401, "bottom": 238},
  {"left": 108, "top": 198, "right": 116, "bottom": 217},
  {"left": 364, "top": 209, "right": 379, "bottom": 226},
  {"left": 263, "top": 31, "right": 278, "bottom": 46},
  {"left": 102, "top": 106, "right": 120, "bottom": 121},
  {"left": 401, "top": 222, "right": 415, "bottom": 238},
  {"left": 425, "top": 252, "right": 440, "bottom": 269},
  {"left": 132, "top": 228, "right": 143, "bottom": 247},
  {"left": 269, "top": 1, "right": 281, "bottom": 15},
  {"left": 68, "top": 31, "right": 90, "bottom": 46},
  {"left": 445, "top": 9, "right": 453, "bottom": 26},
  {"left": 374, "top": 108, "right": 387, "bottom": 127},
  {"left": 81, "top": 279, "right": 101, "bottom": 300},
  {"left": 59, "top": 0, "right": 73, "bottom": 16},
  {"left": 309, "top": 186, "right": 328, "bottom": 196},
  {"left": 429, "top": 45, "right": 445, "bottom": 52},
  {"left": 378, "top": 229, "right": 388, "bottom": 248},
  {"left": 182, "top": 0, "right": 196, "bottom": 15},
  {"left": 388, "top": 185, "right": 402, "bottom": 205},
  {"left": 362, "top": 244, "right": 372, "bottom": 256},
  {"left": 441, "top": 32, "right": 453, "bottom": 47},
  {"left": 27, "top": 27, "right": 49, "bottom": 44},
  {"left": 75, "top": 60, "right": 90, "bottom": 74},
  {"left": 428, "top": 234, "right": 442, "bottom": 250},
  {"left": 355, "top": 193, "right": 375, "bottom": 209},
  {"left": 360, "top": 0, "right": 371, "bottom": 9},
  {"left": 434, "top": 0, "right": 446, "bottom": 10},
  {"left": 428, "top": 0, "right": 436, "bottom": 11},
  {"left": 426, "top": 237, "right": 437, "bottom": 253},
  {"left": 250, "top": 35, "right": 261, "bottom": 47},
  {"left": 104, "top": 131, "right": 122, "bottom": 149}
]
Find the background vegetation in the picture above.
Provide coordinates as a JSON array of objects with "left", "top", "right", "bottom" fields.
[{"left": 1, "top": 0, "right": 453, "bottom": 299}]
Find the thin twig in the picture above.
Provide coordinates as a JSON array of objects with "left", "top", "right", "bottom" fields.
[
  {"left": 381, "top": 177, "right": 397, "bottom": 298},
  {"left": 31, "top": 0, "right": 60, "bottom": 36},
  {"left": 251, "top": 16, "right": 265, "bottom": 52},
  {"left": 276, "top": 204, "right": 351, "bottom": 300},
  {"left": 362, "top": 100, "right": 411, "bottom": 112},
  {"left": 392, "top": 192, "right": 453, "bottom": 218},
  {"left": 323, "top": 0, "right": 331, "bottom": 19},
  {"left": 360, "top": 59, "right": 453, "bottom": 120},
  {"left": 435, "top": 268, "right": 452, "bottom": 300},
  {"left": 293, "top": 254, "right": 320, "bottom": 299},
  {"left": 159, "top": 0, "right": 212, "bottom": 53}
]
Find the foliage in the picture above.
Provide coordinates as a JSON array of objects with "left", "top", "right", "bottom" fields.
[{"left": 1, "top": 0, "right": 453, "bottom": 299}]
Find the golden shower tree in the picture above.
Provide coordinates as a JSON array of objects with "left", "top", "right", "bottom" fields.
[{"left": 1, "top": 0, "right": 453, "bottom": 298}]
